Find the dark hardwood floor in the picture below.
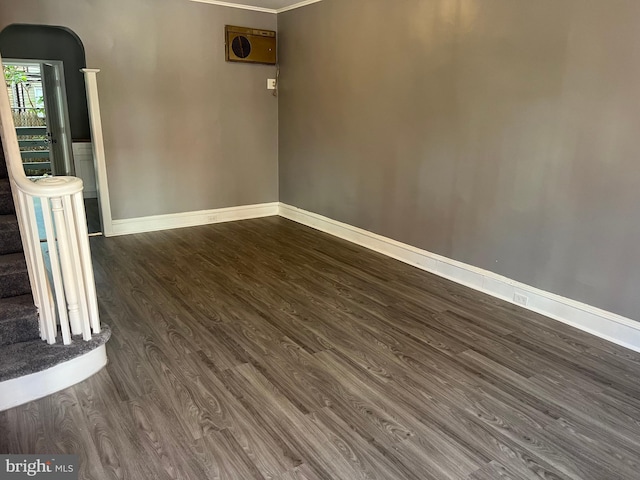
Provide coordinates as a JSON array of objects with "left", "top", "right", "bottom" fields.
[{"left": 2, "top": 216, "right": 640, "bottom": 479}]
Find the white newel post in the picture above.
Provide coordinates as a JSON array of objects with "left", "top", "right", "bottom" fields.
[
  {"left": 72, "top": 191, "right": 101, "bottom": 334},
  {"left": 81, "top": 68, "right": 113, "bottom": 237}
]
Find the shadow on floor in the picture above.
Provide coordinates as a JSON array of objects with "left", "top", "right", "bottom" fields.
[{"left": 84, "top": 198, "right": 101, "bottom": 234}]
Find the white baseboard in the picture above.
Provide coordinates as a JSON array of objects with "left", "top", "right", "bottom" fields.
[
  {"left": 111, "top": 202, "right": 279, "bottom": 236},
  {"left": 278, "top": 203, "right": 640, "bottom": 353},
  {"left": 0, "top": 345, "right": 107, "bottom": 411}
]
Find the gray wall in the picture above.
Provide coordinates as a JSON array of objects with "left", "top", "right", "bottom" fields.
[
  {"left": 0, "top": 0, "right": 278, "bottom": 219},
  {"left": 278, "top": 0, "right": 640, "bottom": 320}
]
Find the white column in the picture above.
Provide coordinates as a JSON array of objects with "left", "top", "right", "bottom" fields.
[
  {"left": 81, "top": 68, "right": 114, "bottom": 236},
  {"left": 72, "top": 191, "right": 101, "bottom": 334}
]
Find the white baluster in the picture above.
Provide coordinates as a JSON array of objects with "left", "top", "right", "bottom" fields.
[
  {"left": 12, "top": 191, "right": 37, "bottom": 308},
  {"left": 22, "top": 195, "right": 57, "bottom": 344},
  {"left": 50, "top": 197, "right": 82, "bottom": 335},
  {"left": 41, "top": 197, "right": 73, "bottom": 345}
]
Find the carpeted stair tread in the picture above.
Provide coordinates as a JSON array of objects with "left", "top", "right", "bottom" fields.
[
  {"left": 0, "top": 252, "right": 27, "bottom": 274},
  {"left": 0, "top": 178, "right": 14, "bottom": 215},
  {"left": 0, "top": 252, "right": 30, "bottom": 299},
  {"left": 0, "top": 294, "right": 39, "bottom": 347},
  {"left": 0, "top": 214, "right": 22, "bottom": 255},
  {"left": 0, "top": 294, "right": 36, "bottom": 315},
  {"left": 0, "top": 324, "right": 111, "bottom": 382}
]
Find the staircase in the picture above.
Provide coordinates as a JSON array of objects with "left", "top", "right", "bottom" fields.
[
  {"left": 1, "top": 53, "right": 111, "bottom": 410},
  {"left": 0, "top": 134, "right": 110, "bottom": 411},
  {"left": 0, "top": 135, "right": 40, "bottom": 349}
]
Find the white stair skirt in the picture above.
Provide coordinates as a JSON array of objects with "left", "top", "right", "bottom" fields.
[{"left": 0, "top": 345, "right": 107, "bottom": 411}]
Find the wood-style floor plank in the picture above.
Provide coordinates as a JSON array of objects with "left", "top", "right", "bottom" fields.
[{"left": 2, "top": 216, "right": 640, "bottom": 479}]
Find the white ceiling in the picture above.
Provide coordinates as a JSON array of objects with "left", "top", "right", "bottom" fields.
[{"left": 189, "top": 0, "right": 322, "bottom": 14}]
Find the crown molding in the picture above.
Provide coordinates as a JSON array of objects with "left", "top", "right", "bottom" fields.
[
  {"left": 189, "top": 0, "right": 276, "bottom": 13},
  {"left": 188, "top": 0, "right": 322, "bottom": 14},
  {"left": 277, "top": 0, "right": 323, "bottom": 13}
]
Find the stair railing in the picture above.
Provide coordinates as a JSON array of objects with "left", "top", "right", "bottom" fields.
[{"left": 0, "top": 55, "right": 100, "bottom": 345}]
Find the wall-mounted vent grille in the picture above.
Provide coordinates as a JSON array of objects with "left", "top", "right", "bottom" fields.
[{"left": 225, "top": 25, "right": 276, "bottom": 65}]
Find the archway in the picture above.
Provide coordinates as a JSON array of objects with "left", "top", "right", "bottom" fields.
[
  {"left": 1, "top": 24, "right": 102, "bottom": 233},
  {"left": 0, "top": 24, "right": 89, "bottom": 140}
]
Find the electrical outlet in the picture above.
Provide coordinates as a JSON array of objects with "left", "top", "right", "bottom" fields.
[
  {"left": 208, "top": 215, "right": 219, "bottom": 223},
  {"left": 513, "top": 293, "right": 528, "bottom": 306},
  {"left": 267, "top": 78, "right": 277, "bottom": 90}
]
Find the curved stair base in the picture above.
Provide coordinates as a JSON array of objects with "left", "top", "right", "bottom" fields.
[{"left": 0, "top": 344, "right": 107, "bottom": 411}]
